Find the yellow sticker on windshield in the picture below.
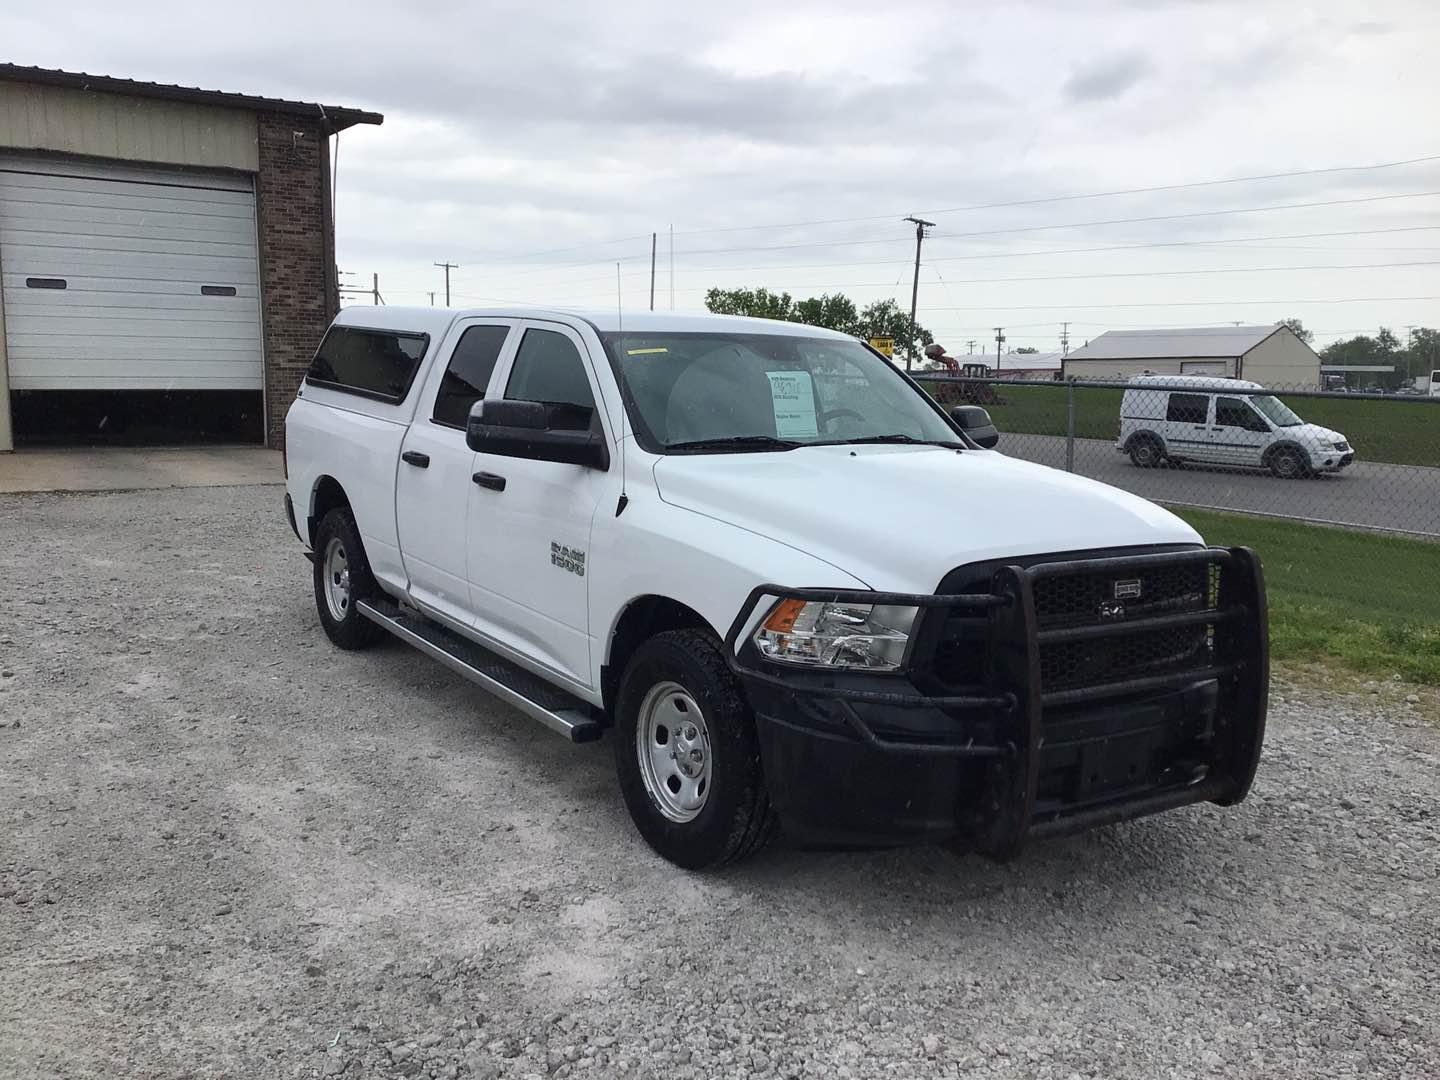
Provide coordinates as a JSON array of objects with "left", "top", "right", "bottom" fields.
[{"left": 626, "top": 347, "right": 669, "bottom": 355}]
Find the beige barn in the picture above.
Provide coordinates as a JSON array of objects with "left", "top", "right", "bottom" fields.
[{"left": 1061, "top": 325, "right": 1320, "bottom": 388}]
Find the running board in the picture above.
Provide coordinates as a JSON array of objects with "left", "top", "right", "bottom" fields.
[{"left": 357, "top": 597, "right": 604, "bottom": 744}]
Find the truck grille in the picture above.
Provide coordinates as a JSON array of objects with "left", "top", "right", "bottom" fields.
[{"left": 926, "top": 549, "right": 1222, "bottom": 699}]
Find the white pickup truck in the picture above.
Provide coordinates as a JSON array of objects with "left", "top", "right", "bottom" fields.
[{"left": 284, "top": 306, "right": 1268, "bottom": 868}]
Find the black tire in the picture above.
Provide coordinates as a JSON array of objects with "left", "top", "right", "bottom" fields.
[
  {"left": 614, "top": 629, "right": 778, "bottom": 869},
  {"left": 312, "top": 507, "right": 384, "bottom": 650},
  {"left": 1268, "top": 446, "right": 1308, "bottom": 480},
  {"left": 1127, "top": 435, "right": 1164, "bottom": 469}
]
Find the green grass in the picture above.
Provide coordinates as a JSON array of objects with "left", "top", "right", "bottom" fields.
[
  {"left": 941, "top": 383, "right": 1440, "bottom": 468},
  {"left": 1176, "top": 507, "right": 1440, "bottom": 685}
]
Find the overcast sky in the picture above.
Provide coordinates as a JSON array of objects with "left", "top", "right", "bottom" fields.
[{"left": 6, "top": 0, "right": 1439, "bottom": 350}]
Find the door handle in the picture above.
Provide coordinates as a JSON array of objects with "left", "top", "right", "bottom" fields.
[
  {"left": 401, "top": 450, "right": 430, "bottom": 468},
  {"left": 472, "top": 471, "right": 506, "bottom": 492}
]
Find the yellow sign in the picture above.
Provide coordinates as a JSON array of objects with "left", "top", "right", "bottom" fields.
[{"left": 869, "top": 336, "right": 894, "bottom": 357}]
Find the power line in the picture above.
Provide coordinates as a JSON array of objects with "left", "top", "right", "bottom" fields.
[
  {"left": 661, "top": 226, "right": 1440, "bottom": 276},
  {"left": 663, "top": 191, "right": 1440, "bottom": 259},
  {"left": 609, "top": 259, "right": 1440, "bottom": 296},
  {"left": 665, "top": 153, "right": 1440, "bottom": 237},
  {"left": 926, "top": 295, "right": 1440, "bottom": 312}
]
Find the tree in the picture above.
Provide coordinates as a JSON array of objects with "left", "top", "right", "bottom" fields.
[
  {"left": 703, "top": 287, "right": 932, "bottom": 357},
  {"left": 1376, "top": 326, "right": 1401, "bottom": 355},
  {"left": 1320, "top": 335, "right": 1379, "bottom": 366},
  {"left": 856, "top": 299, "right": 932, "bottom": 356},
  {"left": 1015, "top": 346, "right": 1038, "bottom": 354},
  {"left": 703, "top": 287, "right": 794, "bottom": 321},
  {"left": 1279, "top": 317, "right": 1314, "bottom": 344},
  {"left": 1406, "top": 327, "right": 1440, "bottom": 379},
  {"left": 792, "top": 293, "right": 860, "bottom": 336}
]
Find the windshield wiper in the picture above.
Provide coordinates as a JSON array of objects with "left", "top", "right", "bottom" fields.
[
  {"left": 823, "top": 434, "right": 963, "bottom": 448},
  {"left": 666, "top": 435, "right": 803, "bottom": 453}
]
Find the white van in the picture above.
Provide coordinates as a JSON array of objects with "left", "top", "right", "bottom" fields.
[{"left": 1117, "top": 375, "right": 1353, "bottom": 478}]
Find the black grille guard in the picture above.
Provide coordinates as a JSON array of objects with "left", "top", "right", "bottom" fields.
[{"left": 724, "top": 546, "right": 1269, "bottom": 853}]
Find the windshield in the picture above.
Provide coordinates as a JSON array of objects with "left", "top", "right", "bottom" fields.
[
  {"left": 1250, "top": 394, "right": 1303, "bottom": 427},
  {"left": 601, "top": 332, "right": 960, "bottom": 452}
]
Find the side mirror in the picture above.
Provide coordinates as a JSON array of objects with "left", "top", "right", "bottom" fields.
[
  {"left": 950, "top": 405, "right": 999, "bottom": 449},
  {"left": 466, "top": 399, "right": 610, "bottom": 469}
]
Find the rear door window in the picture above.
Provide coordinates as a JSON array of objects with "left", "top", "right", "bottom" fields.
[
  {"left": 306, "top": 326, "right": 429, "bottom": 403},
  {"left": 1165, "top": 393, "right": 1210, "bottom": 424},
  {"left": 432, "top": 324, "right": 512, "bottom": 428}
]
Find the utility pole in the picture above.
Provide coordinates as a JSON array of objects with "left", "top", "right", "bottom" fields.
[
  {"left": 994, "top": 327, "right": 1005, "bottom": 374},
  {"left": 1060, "top": 321, "right": 1070, "bottom": 356},
  {"left": 649, "top": 232, "right": 657, "bottom": 311},
  {"left": 903, "top": 216, "right": 935, "bottom": 370},
  {"left": 372, "top": 273, "right": 382, "bottom": 306},
  {"left": 434, "top": 261, "right": 459, "bottom": 307},
  {"left": 429, "top": 292, "right": 436, "bottom": 306},
  {"left": 668, "top": 224, "right": 675, "bottom": 310},
  {"left": 965, "top": 339, "right": 977, "bottom": 355}
]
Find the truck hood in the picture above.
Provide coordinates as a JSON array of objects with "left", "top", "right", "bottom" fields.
[{"left": 652, "top": 444, "right": 1202, "bottom": 592}]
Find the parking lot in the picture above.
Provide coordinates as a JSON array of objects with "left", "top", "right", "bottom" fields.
[
  {"left": 1003, "top": 434, "right": 1440, "bottom": 537},
  {"left": 2, "top": 481, "right": 1438, "bottom": 1080}
]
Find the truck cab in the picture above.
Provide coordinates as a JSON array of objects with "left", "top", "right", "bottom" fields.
[{"left": 285, "top": 307, "right": 1267, "bottom": 868}]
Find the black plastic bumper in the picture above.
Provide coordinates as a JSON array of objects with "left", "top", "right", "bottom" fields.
[{"left": 725, "top": 547, "right": 1268, "bottom": 856}]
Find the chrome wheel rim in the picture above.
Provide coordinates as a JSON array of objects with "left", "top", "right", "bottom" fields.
[
  {"left": 1276, "top": 452, "right": 1299, "bottom": 477},
  {"left": 635, "top": 681, "right": 712, "bottom": 823},
  {"left": 323, "top": 536, "right": 352, "bottom": 621}
]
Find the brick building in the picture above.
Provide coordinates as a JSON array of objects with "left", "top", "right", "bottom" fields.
[{"left": 0, "top": 64, "right": 382, "bottom": 450}]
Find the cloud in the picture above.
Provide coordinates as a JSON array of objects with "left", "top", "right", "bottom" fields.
[{"left": 1062, "top": 50, "right": 1153, "bottom": 103}]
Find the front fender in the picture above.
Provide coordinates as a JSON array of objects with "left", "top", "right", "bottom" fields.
[{"left": 589, "top": 493, "right": 869, "bottom": 683}]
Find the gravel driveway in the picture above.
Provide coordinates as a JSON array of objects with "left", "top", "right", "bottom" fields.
[{"left": 2, "top": 484, "right": 1436, "bottom": 1080}]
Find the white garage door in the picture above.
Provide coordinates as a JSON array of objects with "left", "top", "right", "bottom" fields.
[{"left": 0, "top": 154, "right": 262, "bottom": 391}]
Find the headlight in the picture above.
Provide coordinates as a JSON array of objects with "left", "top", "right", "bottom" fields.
[
  {"left": 753, "top": 598, "right": 919, "bottom": 670},
  {"left": 1332, "top": 440, "right": 1349, "bottom": 450}
]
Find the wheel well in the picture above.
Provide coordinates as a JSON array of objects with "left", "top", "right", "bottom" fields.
[
  {"left": 602, "top": 596, "right": 712, "bottom": 717},
  {"left": 308, "top": 475, "right": 350, "bottom": 547},
  {"left": 1262, "top": 441, "right": 1304, "bottom": 465}
]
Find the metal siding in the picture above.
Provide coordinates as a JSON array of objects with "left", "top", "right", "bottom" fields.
[
  {"left": 1239, "top": 332, "right": 1321, "bottom": 388},
  {"left": 0, "top": 82, "right": 257, "bottom": 172},
  {"left": 1064, "top": 358, "right": 1239, "bottom": 380},
  {"left": 0, "top": 154, "right": 263, "bottom": 390}
]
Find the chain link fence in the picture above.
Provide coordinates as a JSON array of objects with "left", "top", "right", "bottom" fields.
[{"left": 914, "top": 374, "right": 1440, "bottom": 539}]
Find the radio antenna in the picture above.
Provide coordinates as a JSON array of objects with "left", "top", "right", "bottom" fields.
[{"left": 615, "top": 261, "right": 629, "bottom": 516}]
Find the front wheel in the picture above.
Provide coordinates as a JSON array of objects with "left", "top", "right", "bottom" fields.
[
  {"left": 1269, "top": 446, "right": 1309, "bottom": 479},
  {"left": 614, "top": 629, "right": 777, "bottom": 869}
]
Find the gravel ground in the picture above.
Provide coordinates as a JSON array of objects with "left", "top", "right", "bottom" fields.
[{"left": 1, "top": 483, "right": 1437, "bottom": 1080}]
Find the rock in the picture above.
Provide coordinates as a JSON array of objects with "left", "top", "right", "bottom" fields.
[
  {"left": 214, "top": 904, "right": 232, "bottom": 916},
  {"left": 921, "top": 1035, "right": 941, "bottom": 1058},
  {"left": 323, "top": 1056, "right": 350, "bottom": 1076},
  {"left": 420, "top": 1033, "right": 444, "bottom": 1048},
  {"left": 464, "top": 1057, "right": 501, "bottom": 1080},
  {"left": 304, "top": 964, "right": 324, "bottom": 977},
  {"left": 391, "top": 1045, "right": 415, "bottom": 1063},
  {"left": 1366, "top": 1014, "right": 1399, "bottom": 1038},
  {"left": 1405, "top": 694, "right": 1420, "bottom": 704}
]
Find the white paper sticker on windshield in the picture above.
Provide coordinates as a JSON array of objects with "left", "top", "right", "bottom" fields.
[{"left": 765, "top": 370, "right": 819, "bottom": 439}]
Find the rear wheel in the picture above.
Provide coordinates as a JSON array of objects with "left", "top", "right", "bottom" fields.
[
  {"left": 614, "top": 629, "right": 777, "bottom": 869},
  {"left": 1128, "top": 435, "right": 1164, "bottom": 469},
  {"left": 1269, "top": 446, "right": 1308, "bottom": 479},
  {"left": 312, "top": 507, "right": 383, "bottom": 650}
]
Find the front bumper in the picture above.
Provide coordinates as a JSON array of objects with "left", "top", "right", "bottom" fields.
[{"left": 726, "top": 547, "right": 1268, "bottom": 856}]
